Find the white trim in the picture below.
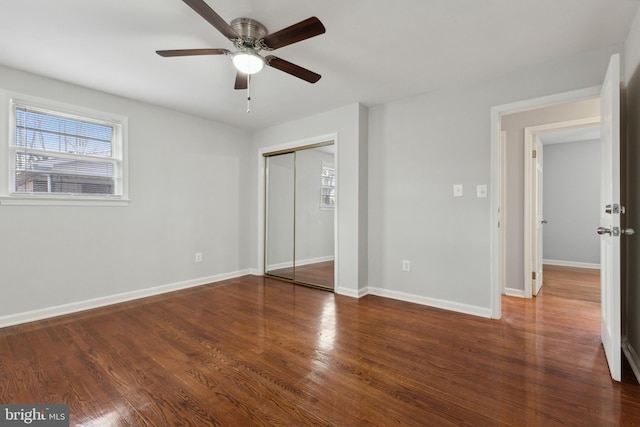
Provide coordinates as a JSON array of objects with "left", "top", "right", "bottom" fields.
[
  {"left": 622, "top": 337, "right": 640, "bottom": 384},
  {"left": 333, "top": 134, "right": 340, "bottom": 291},
  {"left": 0, "top": 196, "right": 130, "bottom": 206},
  {"left": 499, "top": 131, "right": 507, "bottom": 296},
  {"left": 0, "top": 270, "right": 252, "bottom": 328},
  {"left": 525, "top": 118, "right": 601, "bottom": 138},
  {"left": 297, "top": 255, "right": 334, "bottom": 266},
  {"left": 335, "top": 286, "right": 366, "bottom": 298},
  {"left": 542, "top": 259, "right": 600, "bottom": 269},
  {"left": 504, "top": 288, "right": 526, "bottom": 298},
  {"left": 367, "top": 287, "right": 493, "bottom": 318},
  {"left": 490, "top": 109, "right": 503, "bottom": 318},
  {"left": 266, "top": 255, "right": 335, "bottom": 271},
  {"left": 0, "top": 89, "right": 130, "bottom": 205},
  {"left": 490, "top": 86, "right": 601, "bottom": 319},
  {"left": 523, "top": 131, "right": 535, "bottom": 298}
]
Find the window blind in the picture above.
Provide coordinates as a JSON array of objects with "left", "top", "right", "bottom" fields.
[{"left": 11, "top": 104, "right": 121, "bottom": 196}]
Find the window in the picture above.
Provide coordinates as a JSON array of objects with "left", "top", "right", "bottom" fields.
[
  {"left": 321, "top": 162, "right": 335, "bottom": 209},
  {"left": 1, "top": 92, "right": 128, "bottom": 206}
]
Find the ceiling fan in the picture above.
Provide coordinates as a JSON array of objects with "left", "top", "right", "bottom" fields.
[{"left": 156, "top": 0, "right": 326, "bottom": 92}]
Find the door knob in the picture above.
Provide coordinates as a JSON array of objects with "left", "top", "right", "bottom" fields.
[
  {"left": 597, "top": 226, "right": 612, "bottom": 235},
  {"left": 597, "top": 226, "right": 634, "bottom": 236}
]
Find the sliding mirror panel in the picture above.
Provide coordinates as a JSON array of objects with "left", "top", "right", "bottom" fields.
[
  {"left": 295, "top": 146, "right": 335, "bottom": 289},
  {"left": 265, "top": 153, "right": 295, "bottom": 280}
]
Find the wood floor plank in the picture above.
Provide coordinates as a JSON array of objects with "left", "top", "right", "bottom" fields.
[{"left": 1, "top": 267, "right": 639, "bottom": 426}]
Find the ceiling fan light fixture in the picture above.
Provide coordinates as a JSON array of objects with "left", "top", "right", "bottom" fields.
[{"left": 232, "top": 50, "right": 264, "bottom": 75}]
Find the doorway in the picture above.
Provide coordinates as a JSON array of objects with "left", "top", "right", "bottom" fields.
[
  {"left": 493, "top": 91, "right": 601, "bottom": 306},
  {"left": 524, "top": 120, "right": 601, "bottom": 298},
  {"left": 263, "top": 141, "right": 336, "bottom": 290},
  {"left": 492, "top": 54, "right": 624, "bottom": 381}
]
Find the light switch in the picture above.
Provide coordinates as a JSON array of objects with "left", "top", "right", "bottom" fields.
[
  {"left": 477, "top": 185, "right": 487, "bottom": 198},
  {"left": 453, "top": 184, "right": 463, "bottom": 197}
]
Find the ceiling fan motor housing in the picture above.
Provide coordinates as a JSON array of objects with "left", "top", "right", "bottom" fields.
[{"left": 230, "top": 18, "right": 268, "bottom": 51}]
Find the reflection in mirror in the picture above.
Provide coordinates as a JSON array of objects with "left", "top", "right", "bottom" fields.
[
  {"left": 295, "top": 147, "right": 335, "bottom": 288},
  {"left": 265, "top": 153, "right": 295, "bottom": 280},
  {"left": 264, "top": 143, "right": 335, "bottom": 290}
]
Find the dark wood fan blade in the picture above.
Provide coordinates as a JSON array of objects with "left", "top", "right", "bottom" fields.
[
  {"left": 156, "top": 48, "right": 230, "bottom": 57},
  {"left": 234, "top": 73, "right": 248, "bottom": 90},
  {"left": 266, "top": 56, "right": 321, "bottom": 83},
  {"left": 261, "top": 17, "right": 325, "bottom": 50},
  {"left": 182, "top": 0, "right": 239, "bottom": 40}
]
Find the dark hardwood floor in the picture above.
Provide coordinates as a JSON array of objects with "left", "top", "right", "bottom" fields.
[
  {"left": 1, "top": 267, "right": 639, "bottom": 426},
  {"left": 539, "top": 264, "right": 600, "bottom": 303}
]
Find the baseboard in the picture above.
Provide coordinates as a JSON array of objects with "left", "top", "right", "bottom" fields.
[
  {"left": 622, "top": 337, "right": 640, "bottom": 384},
  {"left": 335, "top": 286, "right": 368, "bottom": 298},
  {"left": 0, "top": 269, "right": 253, "bottom": 329},
  {"left": 248, "top": 268, "right": 262, "bottom": 276},
  {"left": 504, "top": 287, "right": 526, "bottom": 298},
  {"left": 266, "top": 256, "right": 334, "bottom": 271},
  {"left": 543, "top": 259, "right": 600, "bottom": 269},
  {"left": 367, "top": 286, "right": 492, "bottom": 318}
]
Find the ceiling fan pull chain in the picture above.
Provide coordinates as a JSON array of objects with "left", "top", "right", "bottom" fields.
[{"left": 247, "top": 74, "right": 251, "bottom": 113}]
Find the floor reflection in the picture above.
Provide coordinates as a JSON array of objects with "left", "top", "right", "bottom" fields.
[{"left": 316, "top": 297, "right": 336, "bottom": 352}]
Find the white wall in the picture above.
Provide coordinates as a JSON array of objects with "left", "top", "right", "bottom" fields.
[
  {"left": 542, "top": 139, "right": 600, "bottom": 265},
  {"left": 0, "top": 65, "right": 252, "bottom": 324},
  {"left": 368, "top": 45, "right": 620, "bottom": 317},
  {"left": 250, "top": 103, "right": 368, "bottom": 297}
]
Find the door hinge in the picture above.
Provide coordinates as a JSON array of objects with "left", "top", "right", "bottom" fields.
[
  {"left": 532, "top": 150, "right": 537, "bottom": 158},
  {"left": 532, "top": 271, "right": 537, "bottom": 280}
]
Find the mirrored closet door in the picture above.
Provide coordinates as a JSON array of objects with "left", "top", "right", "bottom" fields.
[{"left": 264, "top": 142, "right": 335, "bottom": 290}]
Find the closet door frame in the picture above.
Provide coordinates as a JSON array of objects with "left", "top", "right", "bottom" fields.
[{"left": 262, "top": 139, "right": 336, "bottom": 290}]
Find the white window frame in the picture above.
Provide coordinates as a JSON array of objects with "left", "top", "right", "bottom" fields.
[
  {"left": 320, "top": 161, "right": 335, "bottom": 210},
  {"left": 0, "top": 90, "right": 129, "bottom": 206}
]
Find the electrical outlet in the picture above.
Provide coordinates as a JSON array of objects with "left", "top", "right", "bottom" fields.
[
  {"left": 402, "top": 260, "right": 411, "bottom": 272},
  {"left": 477, "top": 184, "right": 488, "bottom": 198},
  {"left": 453, "top": 184, "right": 463, "bottom": 197},
  {"left": 195, "top": 252, "right": 202, "bottom": 263}
]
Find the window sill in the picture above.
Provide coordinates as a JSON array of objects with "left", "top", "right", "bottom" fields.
[{"left": 0, "top": 195, "right": 130, "bottom": 207}]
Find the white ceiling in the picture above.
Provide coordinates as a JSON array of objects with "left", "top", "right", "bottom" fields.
[{"left": 1, "top": 0, "right": 638, "bottom": 130}]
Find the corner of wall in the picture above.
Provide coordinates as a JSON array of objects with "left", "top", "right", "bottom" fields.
[{"left": 358, "top": 104, "right": 369, "bottom": 291}]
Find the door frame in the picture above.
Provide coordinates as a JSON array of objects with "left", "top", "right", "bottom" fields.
[
  {"left": 523, "top": 117, "right": 601, "bottom": 298},
  {"left": 490, "top": 86, "right": 601, "bottom": 318}
]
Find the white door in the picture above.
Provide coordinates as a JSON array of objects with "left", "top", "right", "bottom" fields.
[
  {"left": 533, "top": 139, "right": 544, "bottom": 296},
  {"left": 598, "top": 53, "right": 621, "bottom": 382}
]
